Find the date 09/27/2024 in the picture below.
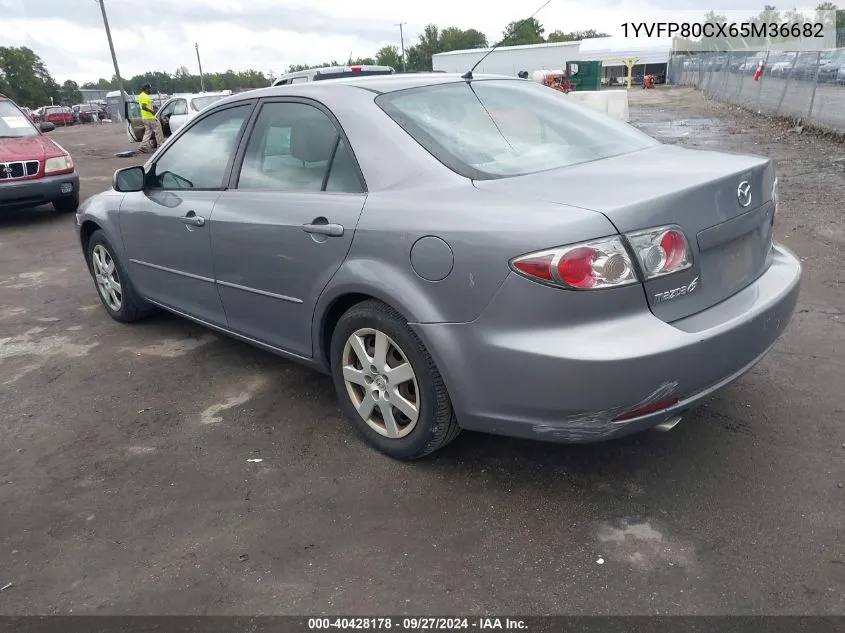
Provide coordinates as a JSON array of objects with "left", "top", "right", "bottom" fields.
[{"left": 307, "top": 617, "right": 527, "bottom": 630}]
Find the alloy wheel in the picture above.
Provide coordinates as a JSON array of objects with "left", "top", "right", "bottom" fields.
[
  {"left": 92, "top": 244, "right": 123, "bottom": 312},
  {"left": 341, "top": 328, "right": 420, "bottom": 439}
]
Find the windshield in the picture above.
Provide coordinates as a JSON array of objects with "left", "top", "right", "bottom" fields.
[
  {"left": 0, "top": 101, "right": 39, "bottom": 138},
  {"left": 375, "top": 79, "right": 659, "bottom": 180},
  {"left": 191, "top": 95, "right": 226, "bottom": 112}
]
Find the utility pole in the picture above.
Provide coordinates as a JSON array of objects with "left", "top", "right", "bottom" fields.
[
  {"left": 395, "top": 22, "right": 407, "bottom": 72},
  {"left": 96, "top": 0, "right": 126, "bottom": 121},
  {"left": 195, "top": 43, "right": 205, "bottom": 92}
]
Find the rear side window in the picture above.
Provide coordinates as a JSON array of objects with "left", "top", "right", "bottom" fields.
[
  {"left": 375, "top": 79, "right": 659, "bottom": 180},
  {"left": 236, "top": 102, "right": 363, "bottom": 193}
]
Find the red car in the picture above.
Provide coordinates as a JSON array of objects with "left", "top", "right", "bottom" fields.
[
  {"left": 0, "top": 94, "right": 80, "bottom": 213},
  {"left": 39, "top": 105, "right": 75, "bottom": 126}
]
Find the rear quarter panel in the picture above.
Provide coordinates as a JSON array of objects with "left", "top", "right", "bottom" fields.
[{"left": 316, "top": 183, "right": 618, "bottom": 325}]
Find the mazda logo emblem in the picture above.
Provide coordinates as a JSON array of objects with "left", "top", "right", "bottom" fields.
[{"left": 737, "top": 181, "right": 752, "bottom": 208}]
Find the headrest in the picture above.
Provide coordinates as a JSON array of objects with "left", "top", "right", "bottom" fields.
[{"left": 290, "top": 117, "right": 337, "bottom": 163}]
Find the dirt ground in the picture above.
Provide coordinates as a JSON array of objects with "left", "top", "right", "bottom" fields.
[{"left": 0, "top": 86, "right": 843, "bottom": 616}]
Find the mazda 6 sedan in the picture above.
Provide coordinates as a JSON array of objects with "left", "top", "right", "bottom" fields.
[{"left": 73, "top": 73, "right": 802, "bottom": 459}]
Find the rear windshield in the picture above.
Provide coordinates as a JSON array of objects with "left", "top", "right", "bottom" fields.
[
  {"left": 191, "top": 95, "right": 226, "bottom": 112},
  {"left": 375, "top": 79, "right": 659, "bottom": 180},
  {"left": 0, "top": 100, "right": 38, "bottom": 138}
]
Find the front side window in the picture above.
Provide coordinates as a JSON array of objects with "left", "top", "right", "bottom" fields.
[
  {"left": 152, "top": 104, "right": 251, "bottom": 190},
  {"left": 0, "top": 101, "right": 39, "bottom": 138},
  {"left": 173, "top": 99, "right": 188, "bottom": 116},
  {"left": 376, "top": 79, "right": 659, "bottom": 180},
  {"left": 236, "top": 102, "right": 362, "bottom": 193}
]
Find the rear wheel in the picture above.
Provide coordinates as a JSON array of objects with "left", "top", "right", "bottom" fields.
[
  {"left": 87, "top": 230, "right": 152, "bottom": 323},
  {"left": 53, "top": 193, "right": 79, "bottom": 214},
  {"left": 330, "top": 300, "right": 461, "bottom": 460}
]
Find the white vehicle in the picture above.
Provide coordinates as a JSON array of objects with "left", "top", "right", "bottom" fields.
[
  {"left": 271, "top": 65, "right": 395, "bottom": 86},
  {"left": 125, "top": 91, "right": 232, "bottom": 144}
]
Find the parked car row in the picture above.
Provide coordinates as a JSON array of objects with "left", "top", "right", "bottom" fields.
[
  {"left": 681, "top": 50, "right": 845, "bottom": 84},
  {"left": 72, "top": 103, "right": 107, "bottom": 123},
  {"left": 26, "top": 103, "right": 107, "bottom": 126}
]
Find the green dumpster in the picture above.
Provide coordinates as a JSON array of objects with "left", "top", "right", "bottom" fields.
[{"left": 567, "top": 61, "right": 603, "bottom": 91}]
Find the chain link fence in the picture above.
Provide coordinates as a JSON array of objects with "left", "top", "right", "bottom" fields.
[{"left": 667, "top": 48, "right": 845, "bottom": 133}]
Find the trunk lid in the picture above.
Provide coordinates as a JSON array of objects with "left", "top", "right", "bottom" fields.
[{"left": 474, "top": 144, "right": 776, "bottom": 322}]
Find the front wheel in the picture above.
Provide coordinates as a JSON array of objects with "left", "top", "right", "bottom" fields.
[
  {"left": 330, "top": 300, "right": 461, "bottom": 460},
  {"left": 87, "top": 229, "right": 152, "bottom": 323}
]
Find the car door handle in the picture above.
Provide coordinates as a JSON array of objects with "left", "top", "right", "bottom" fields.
[
  {"left": 302, "top": 221, "right": 344, "bottom": 237},
  {"left": 181, "top": 211, "right": 205, "bottom": 227}
]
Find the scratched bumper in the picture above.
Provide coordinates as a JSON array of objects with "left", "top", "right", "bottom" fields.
[{"left": 412, "top": 243, "right": 801, "bottom": 443}]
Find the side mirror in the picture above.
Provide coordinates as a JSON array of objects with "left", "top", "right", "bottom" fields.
[
  {"left": 39, "top": 122, "right": 56, "bottom": 133},
  {"left": 113, "top": 165, "right": 146, "bottom": 193}
]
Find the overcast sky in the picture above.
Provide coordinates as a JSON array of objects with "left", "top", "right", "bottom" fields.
[{"left": 0, "top": 0, "right": 813, "bottom": 83}]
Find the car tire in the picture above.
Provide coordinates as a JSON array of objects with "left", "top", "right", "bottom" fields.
[
  {"left": 330, "top": 300, "right": 461, "bottom": 460},
  {"left": 53, "top": 193, "right": 79, "bottom": 214},
  {"left": 86, "top": 229, "right": 153, "bottom": 323}
]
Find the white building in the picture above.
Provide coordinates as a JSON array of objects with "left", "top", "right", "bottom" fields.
[
  {"left": 431, "top": 41, "right": 580, "bottom": 76},
  {"left": 432, "top": 37, "right": 673, "bottom": 83}
]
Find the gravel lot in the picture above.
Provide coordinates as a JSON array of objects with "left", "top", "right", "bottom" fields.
[{"left": 1, "top": 86, "right": 843, "bottom": 615}]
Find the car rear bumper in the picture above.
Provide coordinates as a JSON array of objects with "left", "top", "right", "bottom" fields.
[
  {"left": 413, "top": 242, "right": 802, "bottom": 443},
  {"left": 0, "top": 173, "right": 79, "bottom": 210}
]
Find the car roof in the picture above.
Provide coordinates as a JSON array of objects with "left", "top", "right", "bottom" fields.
[{"left": 238, "top": 72, "right": 517, "bottom": 101}]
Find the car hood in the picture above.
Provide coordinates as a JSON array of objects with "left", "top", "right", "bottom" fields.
[{"left": 0, "top": 135, "right": 61, "bottom": 162}]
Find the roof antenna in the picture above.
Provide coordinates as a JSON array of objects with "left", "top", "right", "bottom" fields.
[{"left": 462, "top": 0, "right": 554, "bottom": 81}]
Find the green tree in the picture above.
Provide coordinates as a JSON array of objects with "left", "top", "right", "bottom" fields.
[
  {"left": 501, "top": 18, "right": 545, "bottom": 45},
  {"left": 403, "top": 24, "right": 489, "bottom": 71},
  {"left": 59, "top": 79, "right": 82, "bottom": 105},
  {"left": 375, "top": 45, "right": 403, "bottom": 70},
  {"left": 439, "top": 27, "right": 488, "bottom": 51},
  {"left": 547, "top": 29, "right": 609, "bottom": 42},
  {"left": 0, "top": 46, "right": 59, "bottom": 107}
]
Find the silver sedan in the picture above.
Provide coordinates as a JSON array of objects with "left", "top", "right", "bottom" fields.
[{"left": 73, "top": 73, "right": 801, "bottom": 459}]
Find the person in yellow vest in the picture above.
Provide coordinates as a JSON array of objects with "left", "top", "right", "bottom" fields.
[{"left": 138, "top": 83, "right": 164, "bottom": 153}]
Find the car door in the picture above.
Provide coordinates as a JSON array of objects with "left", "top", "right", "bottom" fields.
[
  {"left": 168, "top": 98, "right": 190, "bottom": 134},
  {"left": 118, "top": 101, "right": 255, "bottom": 326},
  {"left": 209, "top": 99, "right": 367, "bottom": 357},
  {"left": 125, "top": 100, "right": 146, "bottom": 142}
]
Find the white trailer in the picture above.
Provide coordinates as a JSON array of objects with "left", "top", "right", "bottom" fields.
[{"left": 432, "top": 41, "right": 580, "bottom": 77}]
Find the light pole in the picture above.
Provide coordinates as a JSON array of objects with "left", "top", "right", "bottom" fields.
[
  {"left": 195, "top": 43, "right": 206, "bottom": 92},
  {"left": 395, "top": 22, "right": 407, "bottom": 72},
  {"left": 96, "top": 0, "right": 126, "bottom": 121}
]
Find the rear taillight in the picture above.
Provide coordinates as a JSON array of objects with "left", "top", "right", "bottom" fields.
[
  {"left": 511, "top": 225, "right": 694, "bottom": 291},
  {"left": 511, "top": 236, "right": 638, "bottom": 290},
  {"left": 625, "top": 225, "right": 692, "bottom": 280}
]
